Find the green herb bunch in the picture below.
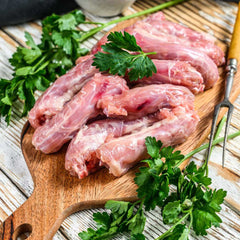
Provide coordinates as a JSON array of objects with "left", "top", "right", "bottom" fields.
[
  {"left": 79, "top": 137, "right": 227, "bottom": 240},
  {"left": 93, "top": 31, "right": 157, "bottom": 81},
  {"left": 0, "top": 10, "right": 89, "bottom": 124}
]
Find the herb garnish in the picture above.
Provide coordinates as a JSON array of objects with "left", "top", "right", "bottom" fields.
[
  {"left": 92, "top": 31, "right": 157, "bottom": 81},
  {"left": 0, "top": 10, "right": 88, "bottom": 124},
  {"left": 0, "top": 0, "right": 186, "bottom": 124},
  {"left": 79, "top": 136, "right": 228, "bottom": 240}
]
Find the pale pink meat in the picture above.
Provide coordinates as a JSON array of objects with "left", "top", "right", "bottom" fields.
[
  {"left": 91, "top": 12, "right": 215, "bottom": 55},
  {"left": 125, "top": 22, "right": 224, "bottom": 66},
  {"left": 96, "top": 106, "right": 199, "bottom": 177},
  {"left": 29, "top": 55, "right": 98, "bottom": 129},
  {"left": 91, "top": 29, "right": 219, "bottom": 89},
  {"left": 97, "top": 84, "right": 195, "bottom": 119},
  {"left": 32, "top": 73, "right": 129, "bottom": 154},
  {"left": 144, "top": 12, "right": 215, "bottom": 43},
  {"left": 143, "top": 11, "right": 166, "bottom": 22},
  {"left": 133, "top": 32, "right": 219, "bottom": 89},
  {"left": 65, "top": 112, "right": 164, "bottom": 179},
  {"left": 92, "top": 28, "right": 219, "bottom": 89},
  {"left": 132, "top": 59, "right": 204, "bottom": 94}
]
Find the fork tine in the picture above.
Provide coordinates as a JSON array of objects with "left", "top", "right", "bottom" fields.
[
  {"left": 222, "top": 105, "right": 234, "bottom": 168},
  {"left": 206, "top": 104, "right": 221, "bottom": 165}
]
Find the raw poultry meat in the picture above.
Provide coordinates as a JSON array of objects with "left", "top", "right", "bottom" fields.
[
  {"left": 65, "top": 84, "right": 196, "bottom": 178},
  {"left": 97, "top": 84, "right": 195, "bottom": 119},
  {"left": 29, "top": 55, "right": 98, "bottom": 128},
  {"left": 144, "top": 12, "right": 215, "bottom": 43},
  {"left": 125, "top": 22, "right": 224, "bottom": 66},
  {"left": 97, "top": 106, "right": 199, "bottom": 177},
  {"left": 29, "top": 10, "right": 219, "bottom": 179},
  {"left": 65, "top": 112, "right": 164, "bottom": 179},
  {"left": 134, "top": 33, "right": 219, "bottom": 89},
  {"left": 131, "top": 59, "right": 204, "bottom": 94},
  {"left": 143, "top": 11, "right": 166, "bottom": 23},
  {"left": 32, "top": 73, "right": 128, "bottom": 154},
  {"left": 91, "top": 12, "right": 224, "bottom": 67},
  {"left": 91, "top": 11, "right": 222, "bottom": 90},
  {"left": 92, "top": 32, "right": 219, "bottom": 89}
]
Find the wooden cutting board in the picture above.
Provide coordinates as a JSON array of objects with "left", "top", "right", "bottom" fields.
[{"left": 1, "top": 15, "right": 240, "bottom": 240}]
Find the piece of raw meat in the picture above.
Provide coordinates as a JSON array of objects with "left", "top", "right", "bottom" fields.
[
  {"left": 143, "top": 11, "right": 166, "bottom": 22},
  {"left": 144, "top": 12, "right": 215, "bottom": 43},
  {"left": 91, "top": 12, "right": 215, "bottom": 54},
  {"left": 29, "top": 55, "right": 98, "bottom": 129},
  {"left": 131, "top": 59, "right": 204, "bottom": 94},
  {"left": 91, "top": 31, "right": 219, "bottom": 89},
  {"left": 96, "top": 106, "right": 199, "bottom": 177},
  {"left": 65, "top": 112, "right": 165, "bottom": 179},
  {"left": 125, "top": 22, "right": 224, "bottom": 66},
  {"left": 97, "top": 84, "right": 195, "bottom": 119},
  {"left": 133, "top": 32, "right": 219, "bottom": 89},
  {"left": 32, "top": 73, "right": 129, "bottom": 154},
  {"left": 91, "top": 12, "right": 224, "bottom": 66}
]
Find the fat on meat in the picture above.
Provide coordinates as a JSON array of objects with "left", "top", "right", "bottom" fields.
[
  {"left": 125, "top": 22, "right": 224, "bottom": 66},
  {"left": 32, "top": 73, "right": 129, "bottom": 154},
  {"left": 65, "top": 112, "right": 165, "bottom": 179},
  {"left": 132, "top": 59, "right": 204, "bottom": 94},
  {"left": 96, "top": 106, "right": 199, "bottom": 177},
  {"left": 29, "top": 55, "right": 98, "bottom": 129},
  {"left": 97, "top": 84, "right": 195, "bottom": 119}
]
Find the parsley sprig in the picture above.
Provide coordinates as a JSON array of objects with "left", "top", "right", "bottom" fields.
[
  {"left": 92, "top": 31, "right": 157, "bottom": 81},
  {"left": 78, "top": 132, "right": 235, "bottom": 240}
]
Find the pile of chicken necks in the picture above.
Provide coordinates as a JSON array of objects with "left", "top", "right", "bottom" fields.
[{"left": 29, "top": 12, "right": 224, "bottom": 179}]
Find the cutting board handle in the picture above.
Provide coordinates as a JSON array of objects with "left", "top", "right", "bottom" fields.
[{"left": 0, "top": 191, "right": 105, "bottom": 240}]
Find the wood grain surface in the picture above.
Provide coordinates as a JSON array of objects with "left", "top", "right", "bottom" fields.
[{"left": 0, "top": 1, "right": 240, "bottom": 240}]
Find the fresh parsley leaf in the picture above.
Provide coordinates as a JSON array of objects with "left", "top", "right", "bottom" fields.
[
  {"left": 22, "top": 32, "right": 42, "bottom": 64},
  {"left": 93, "top": 212, "right": 111, "bottom": 230},
  {"left": 192, "top": 188, "right": 226, "bottom": 235},
  {"left": 92, "top": 31, "right": 157, "bottom": 81},
  {"left": 185, "top": 162, "right": 211, "bottom": 187},
  {"left": 162, "top": 200, "right": 182, "bottom": 224},
  {"left": 192, "top": 208, "right": 222, "bottom": 235},
  {"left": 163, "top": 224, "right": 189, "bottom": 240},
  {"left": 127, "top": 208, "right": 146, "bottom": 235},
  {"left": 208, "top": 189, "right": 227, "bottom": 212},
  {"left": 107, "top": 31, "right": 142, "bottom": 52},
  {"left": 56, "top": 10, "right": 85, "bottom": 31},
  {"left": 105, "top": 200, "right": 129, "bottom": 216},
  {"left": 131, "top": 233, "right": 146, "bottom": 240},
  {"left": 160, "top": 146, "right": 184, "bottom": 164},
  {"left": 145, "top": 136, "right": 162, "bottom": 158},
  {"left": 135, "top": 163, "right": 169, "bottom": 210}
]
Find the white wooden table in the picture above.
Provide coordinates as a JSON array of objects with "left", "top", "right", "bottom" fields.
[{"left": 0, "top": 0, "right": 240, "bottom": 239}]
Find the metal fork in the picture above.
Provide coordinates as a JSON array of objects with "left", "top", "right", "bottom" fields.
[{"left": 206, "top": 2, "right": 240, "bottom": 167}]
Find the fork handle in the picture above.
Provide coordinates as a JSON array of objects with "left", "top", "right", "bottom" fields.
[{"left": 228, "top": 2, "right": 240, "bottom": 62}]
